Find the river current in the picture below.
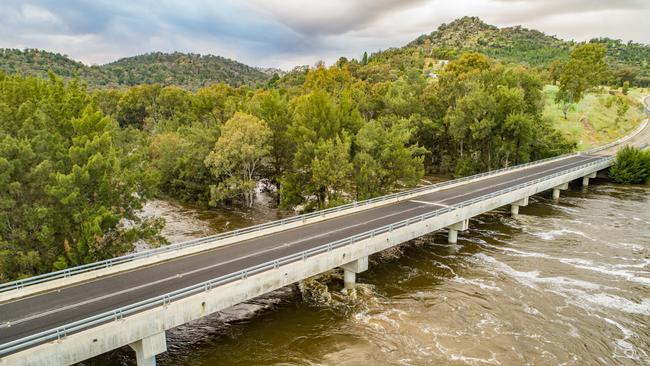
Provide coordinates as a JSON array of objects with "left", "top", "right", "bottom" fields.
[{"left": 87, "top": 180, "right": 650, "bottom": 366}]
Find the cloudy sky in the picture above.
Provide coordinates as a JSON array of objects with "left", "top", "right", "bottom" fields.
[{"left": 1, "top": 0, "right": 648, "bottom": 69}]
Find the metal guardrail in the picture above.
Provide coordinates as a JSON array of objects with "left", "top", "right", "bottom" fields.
[
  {"left": 0, "top": 155, "right": 614, "bottom": 356},
  {"left": 584, "top": 119, "right": 648, "bottom": 154},
  {"left": 1, "top": 110, "right": 647, "bottom": 294},
  {"left": 0, "top": 151, "right": 583, "bottom": 293}
]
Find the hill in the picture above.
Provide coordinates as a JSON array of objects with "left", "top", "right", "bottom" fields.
[
  {"left": 381, "top": 16, "right": 649, "bottom": 86},
  {"left": 0, "top": 49, "right": 270, "bottom": 89}
]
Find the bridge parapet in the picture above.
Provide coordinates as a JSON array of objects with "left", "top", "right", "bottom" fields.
[{"left": 0, "top": 155, "right": 615, "bottom": 365}]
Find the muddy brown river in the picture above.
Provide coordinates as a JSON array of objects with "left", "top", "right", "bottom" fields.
[{"left": 86, "top": 179, "right": 649, "bottom": 365}]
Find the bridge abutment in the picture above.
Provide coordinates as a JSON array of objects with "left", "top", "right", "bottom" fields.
[
  {"left": 340, "top": 256, "right": 368, "bottom": 290},
  {"left": 447, "top": 220, "right": 469, "bottom": 244},
  {"left": 510, "top": 197, "right": 529, "bottom": 218},
  {"left": 129, "top": 332, "right": 166, "bottom": 366}
]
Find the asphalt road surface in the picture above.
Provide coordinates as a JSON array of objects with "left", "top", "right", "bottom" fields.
[{"left": 0, "top": 153, "right": 610, "bottom": 348}]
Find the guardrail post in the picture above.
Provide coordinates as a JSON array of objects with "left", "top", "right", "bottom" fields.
[{"left": 129, "top": 332, "right": 167, "bottom": 366}]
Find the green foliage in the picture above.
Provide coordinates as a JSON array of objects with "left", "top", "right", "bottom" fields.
[
  {"left": 609, "top": 146, "right": 650, "bottom": 184},
  {"left": 556, "top": 44, "right": 608, "bottom": 119},
  {"left": 0, "top": 74, "right": 164, "bottom": 281},
  {"left": 0, "top": 50, "right": 271, "bottom": 89},
  {"left": 1, "top": 20, "right": 590, "bottom": 280},
  {"left": 247, "top": 90, "right": 293, "bottom": 190},
  {"left": 204, "top": 113, "right": 272, "bottom": 207},
  {"left": 354, "top": 118, "right": 426, "bottom": 199}
]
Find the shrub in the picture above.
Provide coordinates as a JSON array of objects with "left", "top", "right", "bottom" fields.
[{"left": 609, "top": 146, "right": 650, "bottom": 184}]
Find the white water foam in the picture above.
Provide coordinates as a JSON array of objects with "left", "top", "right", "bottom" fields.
[{"left": 530, "top": 228, "right": 593, "bottom": 241}]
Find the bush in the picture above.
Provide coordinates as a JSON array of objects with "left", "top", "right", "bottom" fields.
[{"left": 609, "top": 146, "right": 650, "bottom": 184}]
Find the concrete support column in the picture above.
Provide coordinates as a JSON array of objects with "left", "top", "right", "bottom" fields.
[
  {"left": 582, "top": 172, "right": 597, "bottom": 187},
  {"left": 510, "top": 205, "right": 519, "bottom": 217},
  {"left": 340, "top": 256, "right": 368, "bottom": 290},
  {"left": 129, "top": 332, "right": 167, "bottom": 366},
  {"left": 448, "top": 229, "right": 458, "bottom": 244},
  {"left": 343, "top": 270, "right": 356, "bottom": 290},
  {"left": 552, "top": 183, "right": 569, "bottom": 201},
  {"left": 510, "top": 197, "right": 529, "bottom": 218},
  {"left": 447, "top": 219, "right": 469, "bottom": 244}
]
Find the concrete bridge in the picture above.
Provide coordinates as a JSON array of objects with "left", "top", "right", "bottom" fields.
[{"left": 0, "top": 118, "right": 649, "bottom": 366}]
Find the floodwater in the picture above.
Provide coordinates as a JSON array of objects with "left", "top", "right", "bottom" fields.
[{"left": 86, "top": 179, "right": 650, "bottom": 366}]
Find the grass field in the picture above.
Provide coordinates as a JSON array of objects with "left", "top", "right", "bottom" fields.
[{"left": 543, "top": 85, "right": 648, "bottom": 150}]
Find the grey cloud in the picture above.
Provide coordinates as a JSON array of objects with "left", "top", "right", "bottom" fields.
[
  {"left": 249, "top": 0, "right": 429, "bottom": 36},
  {"left": 0, "top": 0, "right": 648, "bottom": 69},
  {"left": 489, "top": 0, "right": 650, "bottom": 23}
]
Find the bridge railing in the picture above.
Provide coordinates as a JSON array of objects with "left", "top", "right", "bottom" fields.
[
  {"left": 3, "top": 112, "right": 648, "bottom": 294},
  {"left": 0, "top": 155, "right": 614, "bottom": 356},
  {"left": 584, "top": 118, "right": 648, "bottom": 154},
  {"left": 0, "top": 151, "right": 582, "bottom": 293}
]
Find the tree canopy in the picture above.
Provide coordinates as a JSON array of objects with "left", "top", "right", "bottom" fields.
[{"left": 0, "top": 73, "right": 164, "bottom": 281}]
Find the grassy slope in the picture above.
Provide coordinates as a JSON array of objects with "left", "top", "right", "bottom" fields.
[{"left": 543, "top": 85, "right": 647, "bottom": 150}]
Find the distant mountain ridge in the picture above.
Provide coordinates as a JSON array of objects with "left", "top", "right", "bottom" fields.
[
  {"left": 0, "top": 49, "right": 271, "bottom": 89},
  {"left": 2, "top": 17, "right": 649, "bottom": 88},
  {"left": 403, "top": 16, "right": 649, "bottom": 84}
]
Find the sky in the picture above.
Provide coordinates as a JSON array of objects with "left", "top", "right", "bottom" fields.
[{"left": 1, "top": 0, "right": 648, "bottom": 70}]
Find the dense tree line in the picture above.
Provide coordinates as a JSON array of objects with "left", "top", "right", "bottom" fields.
[
  {"left": 89, "top": 52, "right": 574, "bottom": 210},
  {"left": 0, "top": 50, "right": 578, "bottom": 281},
  {"left": 0, "top": 72, "right": 165, "bottom": 281},
  {"left": 0, "top": 50, "right": 271, "bottom": 89}
]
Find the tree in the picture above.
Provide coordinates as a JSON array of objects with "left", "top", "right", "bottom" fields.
[
  {"left": 609, "top": 146, "right": 650, "bottom": 184},
  {"left": 361, "top": 51, "right": 368, "bottom": 65},
  {"left": 280, "top": 89, "right": 360, "bottom": 209},
  {"left": 556, "top": 44, "right": 608, "bottom": 119},
  {"left": 354, "top": 118, "right": 426, "bottom": 199},
  {"left": 247, "top": 90, "right": 293, "bottom": 194},
  {"left": 622, "top": 81, "right": 629, "bottom": 95},
  {"left": 204, "top": 112, "right": 271, "bottom": 207},
  {"left": 310, "top": 137, "right": 353, "bottom": 207},
  {"left": 0, "top": 74, "right": 164, "bottom": 281},
  {"left": 548, "top": 60, "right": 563, "bottom": 85}
]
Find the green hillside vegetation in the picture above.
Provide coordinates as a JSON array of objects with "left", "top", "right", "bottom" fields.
[
  {"left": 0, "top": 49, "right": 270, "bottom": 89},
  {"left": 543, "top": 86, "right": 646, "bottom": 149},
  {"left": 392, "top": 17, "right": 650, "bottom": 87}
]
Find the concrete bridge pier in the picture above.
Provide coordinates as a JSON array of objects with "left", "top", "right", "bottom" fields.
[
  {"left": 340, "top": 256, "right": 369, "bottom": 290},
  {"left": 447, "top": 220, "right": 469, "bottom": 244},
  {"left": 582, "top": 172, "right": 597, "bottom": 187},
  {"left": 129, "top": 332, "right": 167, "bottom": 366},
  {"left": 552, "top": 182, "right": 569, "bottom": 200},
  {"left": 510, "top": 197, "right": 529, "bottom": 218}
]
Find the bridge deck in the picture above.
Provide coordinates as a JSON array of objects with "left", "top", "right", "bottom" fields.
[{"left": 0, "top": 154, "right": 605, "bottom": 346}]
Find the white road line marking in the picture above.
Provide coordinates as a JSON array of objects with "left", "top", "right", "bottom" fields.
[
  {"left": 409, "top": 200, "right": 451, "bottom": 207},
  {"left": 2, "top": 202, "right": 429, "bottom": 326},
  {"left": 3, "top": 156, "right": 602, "bottom": 327}
]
